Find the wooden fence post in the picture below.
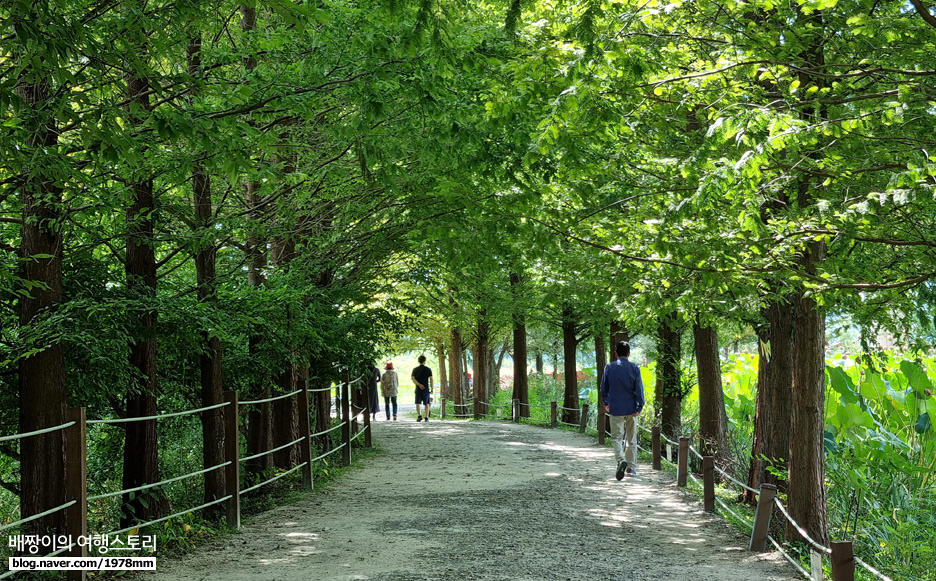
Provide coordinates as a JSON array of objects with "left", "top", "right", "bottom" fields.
[
  {"left": 65, "top": 407, "right": 87, "bottom": 581},
  {"left": 297, "top": 386, "right": 313, "bottom": 488},
  {"left": 223, "top": 391, "right": 240, "bottom": 529},
  {"left": 363, "top": 406, "right": 372, "bottom": 448},
  {"left": 579, "top": 403, "right": 589, "bottom": 433},
  {"left": 831, "top": 541, "right": 855, "bottom": 581},
  {"left": 597, "top": 403, "right": 605, "bottom": 445},
  {"left": 677, "top": 436, "right": 689, "bottom": 487},
  {"left": 341, "top": 374, "right": 351, "bottom": 467},
  {"left": 749, "top": 483, "right": 777, "bottom": 552},
  {"left": 703, "top": 456, "right": 715, "bottom": 512},
  {"left": 651, "top": 426, "right": 662, "bottom": 470},
  {"left": 550, "top": 401, "right": 557, "bottom": 428}
]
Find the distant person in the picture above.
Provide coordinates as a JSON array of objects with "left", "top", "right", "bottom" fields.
[
  {"left": 381, "top": 362, "right": 399, "bottom": 421},
  {"left": 411, "top": 355, "right": 433, "bottom": 422},
  {"left": 600, "top": 341, "right": 644, "bottom": 479},
  {"left": 367, "top": 362, "right": 380, "bottom": 418}
]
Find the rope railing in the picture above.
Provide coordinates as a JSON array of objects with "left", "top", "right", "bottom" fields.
[
  {"left": 87, "top": 401, "right": 229, "bottom": 425},
  {"left": 768, "top": 535, "right": 811, "bottom": 579},
  {"left": 240, "top": 435, "right": 306, "bottom": 464},
  {"left": 239, "top": 389, "right": 302, "bottom": 406},
  {"left": 109, "top": 495, "right": 233, "bottom": 537},
  {"left": 310, "top": 445, "right": 344, "bottom": 464},
  {"left": 240, "top": 463, "right": 308, "bottom": 496},
  {"left": 0, "top": 369, "right": 376, "bottom": 580},
  {"left": 0, "top": 421, "right": 76, "bottom": 443},
  {"left": 311, "top": 422, "right": 344, "bottom": 438},
  {"left": 0, "top": 500, "right": 77, "bottom": 534},
  {"left": 771, "top": 497, "right": 832, "bottom": 555},
  {"left": 632, "top": 421, "right": 877, "bottom": 581},
  {"left": 88, "top": 461, "right": 232, "bottom": 501},
  {"left": 854, "top": 556, "right": 894, "bottom": 581}
]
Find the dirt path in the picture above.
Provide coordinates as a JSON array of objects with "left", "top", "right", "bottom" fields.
[{"left": 145, "top": 419, "right": 800, "bottom": 581}]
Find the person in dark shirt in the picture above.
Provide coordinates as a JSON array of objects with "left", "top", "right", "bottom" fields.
[
  {"left": 600, "top": 341, "right": 644, "bottom": 479},
  {"left": 367, "top": 362, "right": 381, "bottom": 418},
  {"left": 411, "top": 355, "right": 433, "bottom": 422}
]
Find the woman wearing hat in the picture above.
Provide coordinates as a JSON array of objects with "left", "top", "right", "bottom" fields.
[{"left": 381, "top": 362, "right": 399, "bottom": 420}]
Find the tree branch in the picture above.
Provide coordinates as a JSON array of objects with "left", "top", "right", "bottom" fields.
[{"left": 909, "top": 0, "right": 936, "bottom": 29}]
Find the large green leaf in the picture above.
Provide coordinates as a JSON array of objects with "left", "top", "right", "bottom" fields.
[
  {"left": 829, "top": 366, "right": 859, "bottom": 404},
  {"left": 859, "top": 373, "right": 888, "bottom": 400},
  {"left": 915, "top": 412, "right": 932, "bottom": 434},
  {"left": 900, "top": 360, "right": 934, "bottom": 396}
]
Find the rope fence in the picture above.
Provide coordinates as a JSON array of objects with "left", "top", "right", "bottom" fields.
[
  {"left": 87, "top": 401, "right": 229, "bottom": 425},
  {"left": 453, "top": 397, "right": 888, "bottom": 581},
  {"left": 1, "top": 367, "right": 373, "bottom": 579}
]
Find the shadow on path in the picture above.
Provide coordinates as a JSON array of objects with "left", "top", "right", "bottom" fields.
[{"left": 144, "top": 420, "right": 801, "bottom": 581}]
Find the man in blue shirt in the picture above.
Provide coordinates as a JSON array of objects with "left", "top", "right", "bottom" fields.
[{"left": 600, "top": 341, "right": 644, "bottom": 479}]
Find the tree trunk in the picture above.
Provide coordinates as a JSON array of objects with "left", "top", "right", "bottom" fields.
[
  {"left": 535, "top": 352, "right": 544, "bottom": 375},
  {"left": 122, "top": 23, "right": 162, "bottom": 525},
  {"left": 436, "top": 339, "right": 448, "bottom": 399},
  {"left": 493, "top": 338, "right": 509, "bottom": 392},
  {"left": 16, "top": 65, "right": 67, "bottom": 539},
  {"left": 746, "top": 297, "right": 795, "bottom": 501},
  {"left": 561, "top": 305, "right": 580, "bottom": 425},
  {"left": 784, "top": 4, "right": 830, "bottom": 545},
  {"left": 473, "top": 315, "right": 490, "bottom": 417},
  {"left": 512, "top": 277, "right": 529, "bottom": 417},
  {"left": 188, "top": 27, "right": 226, "bottom": 522},
  {"left": 787, "top": 245, "right": 829, "bottom": 544},
  {"left": 610, "top": 321, "right": 630, "bottom": 351},
  {"left": 272, "top": 364, "right": 299, "bottom": 469},
  {"left": 244, "top": 178, "right": 272, "bottom": 481},
  {"left": 693, "top": 320, "right": 730, "bottom": 470},
  {"left": 449, "top": 327, "right": 464, "bottom": 413},
  {"left": 657, "top": 313, "right": 682, "bottom": 441},
  {"left": 311, "top": 371, "right": 333, "bottom": 453}
]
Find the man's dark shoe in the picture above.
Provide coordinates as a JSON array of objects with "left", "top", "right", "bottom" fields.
[
  {"left": 417, "top": 415, "right": 423, "bottom": 422},
  {"left": 616, "top": 460, "right": 628, "bottom": 481}
]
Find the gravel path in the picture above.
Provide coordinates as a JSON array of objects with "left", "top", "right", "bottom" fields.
[{"left": 145, "top": 419, "right": 801, "bottom": 581}]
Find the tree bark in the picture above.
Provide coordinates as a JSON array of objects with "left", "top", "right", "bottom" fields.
[
  {"left": 610, "top": 321, "right": 630, "bottom": 352},
  {"left": 657, "top": 313, "right": 682, "bottom": 441},
  {"left": 188, "top": 27, "right": 226, "bottom": 523},
  {"left": 784, "top": 4, "right": 830, "bottom": 545},
  {"left": 473, "top": 314, "right": 490, "bottom": 417},
  {"left": 449, "top": 327, "right": 464, "bottom": 413},
  {"left": 122, "top": 14, "right": 162, "bottom": 525},
  {"left": 436, "top": 339, "right": 448, "bottom": 399},
  {"left": 535, "top": 352, "right": 544, "bottom": 375},
  {"left": 244, "top": 177, "right": 272, "bottom": 481},
  {"left": 561, "top": 305, "right": 580, "bottom": 425},
  {"left": 787, "top": 247, "right": 830, "bottom": 543},
  {"left": 16, "top": 64, "right": 67, "bottom": 539},
  {"left": 746, "top": 297, "right": 794, "bottom": 501},
  {"left": 693, "top": 320, "right": 731, "bottom": 470},
  {"left": 511, "top": 272, "right": 529, "bottom": 417},
  {"left": 271, "top": 235, "right": 299, "bottom": 469}
]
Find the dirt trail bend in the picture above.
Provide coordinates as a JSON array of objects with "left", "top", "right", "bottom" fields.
[{"left": 145, "top": 419, "right": 800, "bottom": 581}]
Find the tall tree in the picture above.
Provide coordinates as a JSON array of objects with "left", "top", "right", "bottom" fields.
[
  {"left": 121, "top": 0, "right": 162, "bottom": 526},
  {"left": 12, "top": 0, "right": 68, "bottom": 538}
]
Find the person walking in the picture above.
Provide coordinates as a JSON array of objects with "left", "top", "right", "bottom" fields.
[
  {"left": 367, "top": 361, "right": 381, "bottom": 418},
  {"left": 411, "top": 355, "right": 433, "bottom": 422},
  {"left": 381, "top": 362, "right": 399, "bottom": 420},
  {"left": 600, "top": 341, "right": 644, "bottom": 479}
]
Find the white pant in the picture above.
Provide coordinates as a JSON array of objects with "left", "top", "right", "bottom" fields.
[{"left": 609, "top": 414, "right": 638, "bottom": 466}]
